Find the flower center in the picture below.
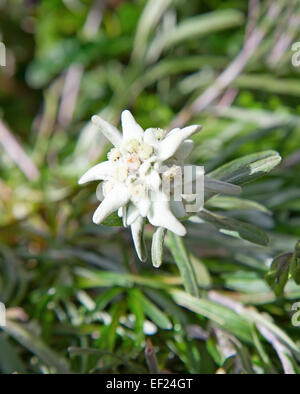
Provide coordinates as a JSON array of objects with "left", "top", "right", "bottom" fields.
[
  {"left": 162, "top": 165, "right": 181, "bottom": 182},
  {"left": 126, "top": 153, "right": 141, "bottom": 171},
  {"left": 104, "top": 133, "right": 165, "bottom": 202},
  {"left": 106, "top": 136, "right": 155, "bottom": 187}
]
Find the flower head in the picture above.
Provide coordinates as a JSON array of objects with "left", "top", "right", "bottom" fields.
[{"left": 79, "top": 110, "right": 241, "bottom": 263}]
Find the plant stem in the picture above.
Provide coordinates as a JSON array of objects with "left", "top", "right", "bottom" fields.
[{"left": 145, "top": 338, "right": 160, "bottom": 374}]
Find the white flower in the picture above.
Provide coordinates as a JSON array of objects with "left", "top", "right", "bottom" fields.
[{"left": 79, "top": 110, "right": 241, "bottom": 262}]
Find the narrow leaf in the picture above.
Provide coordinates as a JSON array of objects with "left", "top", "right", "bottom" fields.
[
  {"left": 167, "top": 232, "right": 199, "bottom": 297},
  {"left": 199, "top": 209, "right": 269, "bottom": 246},
  {"left": 290, "top": 241, "right": 300, "bottom": 285},
  {"left": 206, "top": 196, "right": 271, "bottom": 214},
  {"left": 170, "top": 289, "right": 253, "bottom": 343},
  {"left": 4, "top": 321, "right": 70, "bottom": 373},
  {"left": 151, "top": 227, "right": 166, "bottom": 268},
  {"left": 207, "top": 150, "right": 281, "bottom": 186},
  {"left": 265, "top": 253, "right": 292, "bottom": 296},
  {"left": 133, "top": 289, "right": 172, "bottom": 330}
]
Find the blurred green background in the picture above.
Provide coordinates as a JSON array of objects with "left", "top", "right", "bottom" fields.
[{"left": 0, "top": 0, "right": 300, "bottom": 374}]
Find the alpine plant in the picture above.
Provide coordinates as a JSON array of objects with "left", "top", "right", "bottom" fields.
[{"left": 79, "top": 110, "right": 241, "bottom": 263}]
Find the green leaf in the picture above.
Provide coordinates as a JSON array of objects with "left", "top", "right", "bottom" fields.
[
  {"left": 222, "top": 271, "right": 270, "bottom": 293},
  {"left": 151, "top": 227, "right": 166, "bottom": 268},
  {"left": 144, "top": 289, "right": 189, "bottom": 325},
  {"left": 199, "top": 209, "right": 269, "bottom": 246},
  {"left": 265, "top": 253, "right": 292, "bottom": 296},
  {"left": 95, "top": 287, "right": 123, "bottom": 310},
  {"left": 257, "top": 324, "right": 300, "bottom": 374},
  {"left": 234, "top": 74, "right": 300, "bottom": 97},
  {"left": 230, "top": 339, "right": 255, "bottom": 374},
  {"left": 169, "top": 290, "right": 253, "bottom": 343},
  {"left": 146, "top": 9, "right": 244, "bottom": 62},
  {"left": 27, "top": 37, "right": 132, "bottom": 88},
  {"left": 132, "top": 289, "right": 172, "bottom": 330},
  {"left": 127, "top": 290, "right": 145, "bottom": 347},
  {"left": 204, "top": 177, "right": 242, "bottom": 195},
  {"left": 0, "top": 332, "right": 26, "bottom": 373},
  {"left": 190, "top": 254, "right": 212, "bottom": 288},
  {"left": 132, "top": 0, "right": 173, "bottom": 62},
  {"left": 68, "top": 347, "right": 146, "bottom": 373},
  {"left": 68, "top": 347, "right": 115, "bottom": 357},
  {"left": 141, "top": 55, "right": 227, "bottom": 88},
  {"left": 240, "top": 309, "right": 300, "bottom": 360},
  {"left": 251, "top": 325, "right": 276, "bottom": 373},
  {"left": 206, "top": 196, "right": 271, "bottom": 214},
  {"left": 97, "top": 301, "right": 126, "bottom": 351},
  {"left": 166, "top": 232, "right": 199, "bottom": 297},
  {"left": 3, "top": 321, "right": 70, "bottom": 373},
  {"left": 290, "top": 241, "right": 300, "bottom": 285},
  {"left": 207, "top": 150, "right": 281, "bottom": 188},
  {"left": 75, "top": 268, "right": 179, "bottom": 290}
]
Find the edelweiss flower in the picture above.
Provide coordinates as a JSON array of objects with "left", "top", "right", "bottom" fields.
[{"left": 79, "top": 110, "right": 241, "bottom": 262}]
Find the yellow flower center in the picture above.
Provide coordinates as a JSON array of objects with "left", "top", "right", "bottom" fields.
[
  {"left": 126, "top": 153, "right": 141, "bottom": 171},
  {"left": 107, "top": 147, "right": 121, "bottom": 162},
  {"left": 124, "top": 138, "right": 140, "bottom": 153},
  {"left": 137, "top": 143, "right": 153, "bottom": 160}
]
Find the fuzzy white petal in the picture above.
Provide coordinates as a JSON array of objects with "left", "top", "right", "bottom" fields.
[
  {"left": 148, "top": 192, "right": 186, "bottom": 236},
  {"left": 120, "top": 205, "right": 127, "bottom": 227},
  {"left": 78, "top": 161, "right": 114, "bottom": 184},
  {"left": 91, "top": 115, "right": 122, "bottom": 147},
  {"left": 121, "top": 110, "right": 144, "bottom": 142},
  {"left": 157, "top": 125, "right": 202, "bottom": 161},
  {"left": 144, "top": 128, "right": 158, "bottom": 146},
  {"left": 137, "top": 197, "right": 151, "bottom": 217},
  {"left": 131, "top": 216, "right": 147, "bottom": 262},
  {"left": 92, "top": 184, "right": 130, "bottom": 224},
  {"left": 127, "top": 203, "right": 140, "bottom": 226},
  {"left": 139, "top": 162, "right": 150, "bottom": 176},
  {"left": 145, "top": 169, "right": 161, "bottom": 191}
]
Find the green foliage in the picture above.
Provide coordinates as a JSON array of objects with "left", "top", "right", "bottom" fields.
[
  {"left": 291, "top": 242, "right": 300, "bottom": 285},
  {"left": 265, "top": 253, "right": 292, "bottom": 297},
  {"left": 0, "top": 0, "right": 300, "bottom": 375},
  {"left": 265, "top": 242, "right": 300, "bottom": 296}
]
